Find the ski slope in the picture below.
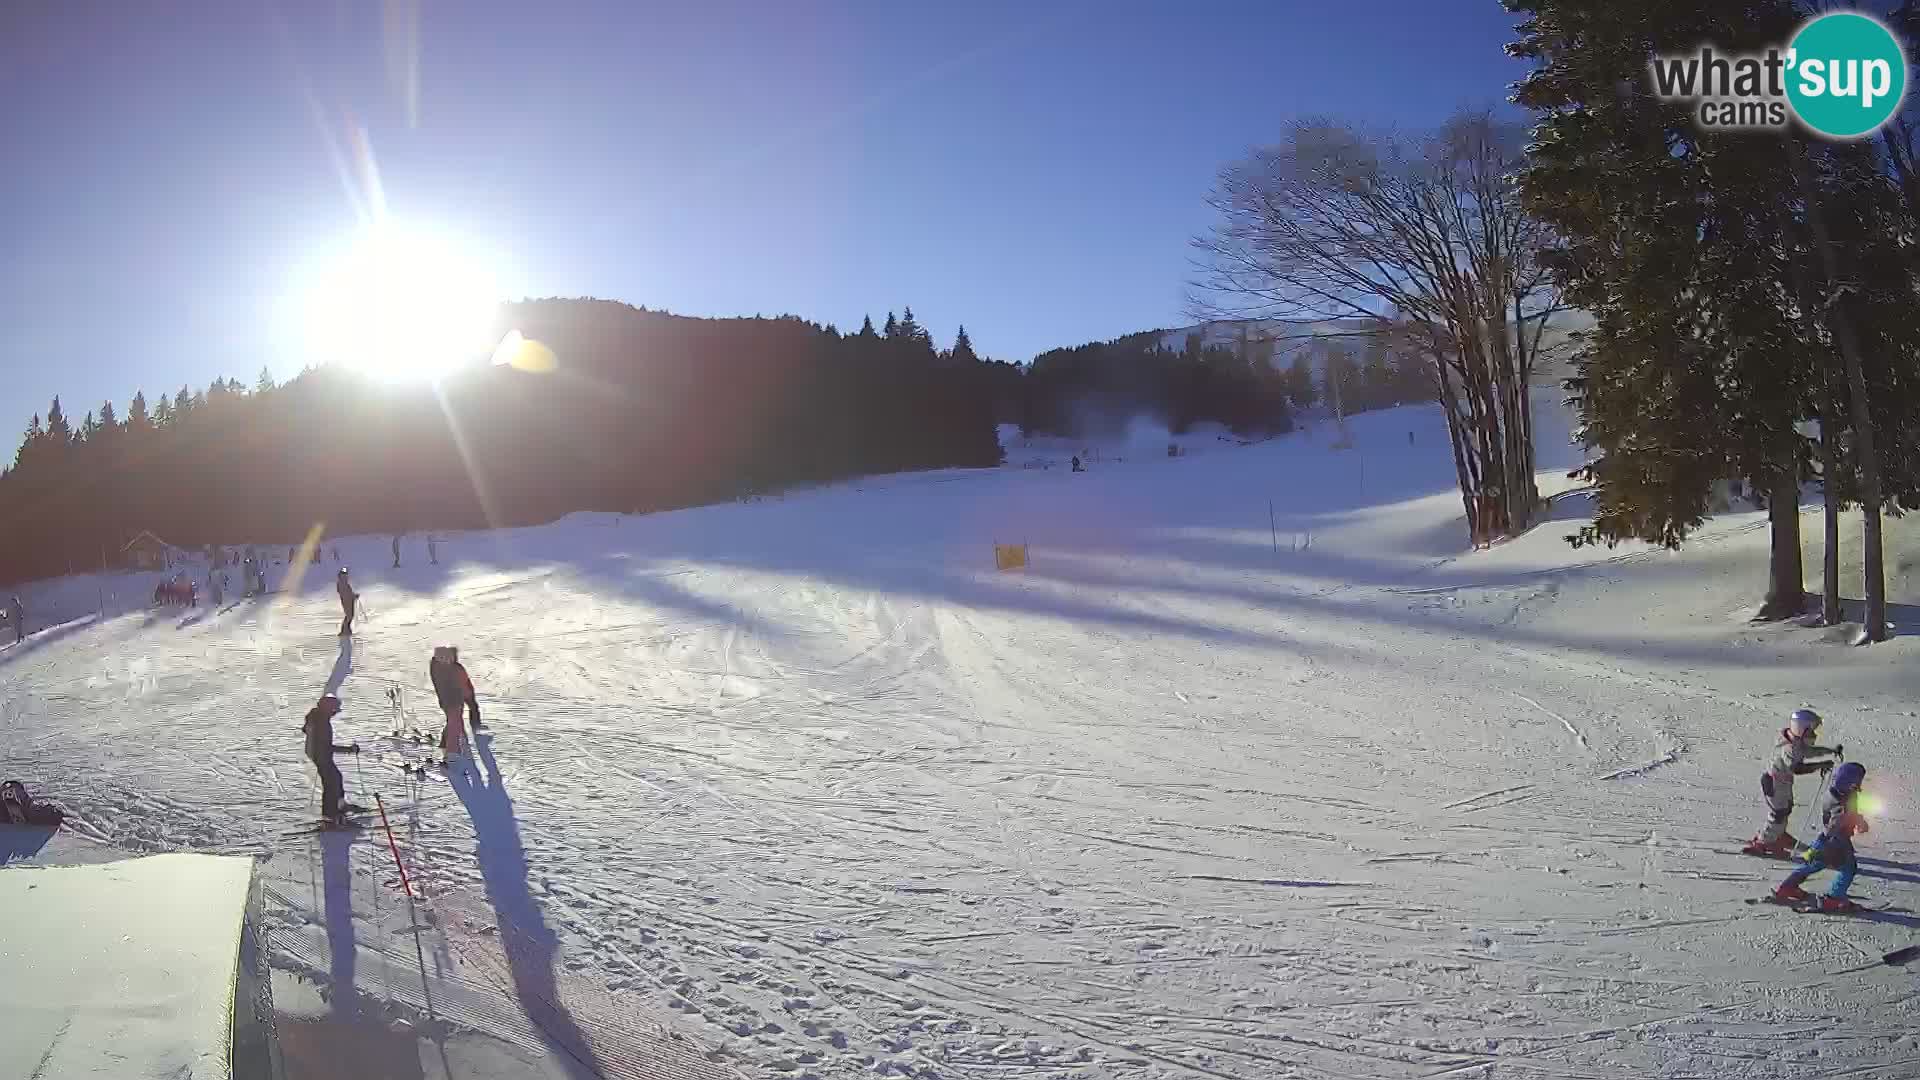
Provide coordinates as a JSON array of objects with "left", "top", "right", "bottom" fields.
[{"left": 6, "top": 395, "right": 1920, "bottom": 1079}]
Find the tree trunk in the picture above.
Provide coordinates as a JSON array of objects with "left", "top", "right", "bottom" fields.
[
  {"left": 1435, "top": 361, "right": 1481, "bottom": 544},
  {"left": 1773, "top": 189, "right": 1845, "bottom": 628},
  {"left": 1760, "top": 467, "right": 1807, "bottom": 620},
  {"left": 1820, "top": 378, "right": 1843, "bottom": 626},
  {"left": 1792, "top": 140, "right": 1887, "bottom": 642}
]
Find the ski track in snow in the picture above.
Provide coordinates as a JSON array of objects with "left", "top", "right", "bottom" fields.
[{"left": 7, "top": 400, "right": 1920, "bottom": 1078}]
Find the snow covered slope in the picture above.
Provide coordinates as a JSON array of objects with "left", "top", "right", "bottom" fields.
[{"left": 5, "top": 392, "right": 1920, "bottom": 1079}]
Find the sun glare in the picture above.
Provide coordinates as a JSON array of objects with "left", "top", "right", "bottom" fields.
[{"left": 295, "top": 222, "right": 505, "bottom": 384}]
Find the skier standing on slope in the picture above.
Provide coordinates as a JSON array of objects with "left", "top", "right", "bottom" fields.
[
  {"left": 1744, "top": 708, "right": 1843, "bottom": 857},
  {"left": 302, "top": 694, "right": 361, "bottom": 824},
  {"left": 1774, "top": 761, "right": 1872, "bottom": 912},
  {"left": 7, "top": 595, "right": 22, "bottom": 643},
  {"left": 336, "top": 568, "right": 358, "bottom": 637},
  {"left": 430, "top": 646, "right": 482, "bottom": 757}
]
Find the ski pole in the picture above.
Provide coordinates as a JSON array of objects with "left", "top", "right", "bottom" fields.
[
  {"left": 1831, "top": 945, "right": 1920, "bottom": 976},
  {"left": 1802, "top": 745, "right": 1845, "bottom": 845},
  {"left": 374, "top": 793, "right": 415, "bottom": 901}
]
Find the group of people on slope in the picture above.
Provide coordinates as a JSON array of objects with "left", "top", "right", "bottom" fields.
[
  {"left": 1743, "top": 707, "right": 1875, "bottom": 913},
  {"left": 301, "top": 644, "right": 485, "bottom": 824}
]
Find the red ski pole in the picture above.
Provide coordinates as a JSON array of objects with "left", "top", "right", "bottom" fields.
[{"left": 373, "top": 792, "right": 415, "bottom": 901}]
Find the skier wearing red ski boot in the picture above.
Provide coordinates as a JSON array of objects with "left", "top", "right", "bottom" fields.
[
  {"left": 1773, "top": 761, "right": 1871, "bottom": 913},
  {"left": 429, "top": 646, "right": 480, "bottom": 757},
  {"left": 1743, "top": 708, "right": 1842, "bottom": 858}
]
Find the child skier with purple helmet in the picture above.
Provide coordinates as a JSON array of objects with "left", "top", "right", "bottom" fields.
[
  {"left": 1773, "top": 760, "right": 1871, "bottom": 913},
  {"left": 1744, "top": 707, "right": 1843, "bottom": 857}
]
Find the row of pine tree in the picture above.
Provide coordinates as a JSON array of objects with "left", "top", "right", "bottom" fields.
[
  {"left": 0, "top": 300, "right": 1012, "bottom": 584},
  {"left": 1509, "top": 0, "right": 1920, "bottom": 637},
  {"left": 2, "top": 290, "right": 1429, "bottom": 585}
]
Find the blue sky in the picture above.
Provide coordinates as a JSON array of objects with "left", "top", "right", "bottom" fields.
[{"left": 0, "top": 1, "right": 1527, "bottom": 442}]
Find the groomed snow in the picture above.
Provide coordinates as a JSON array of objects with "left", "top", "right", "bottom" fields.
[
  {"left": 5, "top": 392, "right": 1920, "bottom": 1079},
  {"left": 0, "top": 853, "right": 254, "bottom": 1080}
]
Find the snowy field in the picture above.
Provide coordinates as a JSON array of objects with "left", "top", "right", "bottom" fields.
[{"left": 7, "top": 395, "right": 1920, "bottom": 1079}]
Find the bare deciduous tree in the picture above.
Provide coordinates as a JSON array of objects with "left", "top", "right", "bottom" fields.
[{"left": 1190, "top": 111, "right": 1565, "bottom": 544}]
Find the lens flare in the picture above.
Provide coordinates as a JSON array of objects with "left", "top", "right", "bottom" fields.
[
  {"left": 291, "top": 221, "right": 505, "bottom": 384},
  {"left": 490, "top": 330, "right": 558, "bottom": 374}
]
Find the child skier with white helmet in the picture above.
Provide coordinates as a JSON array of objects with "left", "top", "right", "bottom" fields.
[
  {"left": 1773, "top": 760, "right": 1872, "bottom": 912},
  {"left": 1743, "top": 707, "right": 1843, "bottom": 857}
]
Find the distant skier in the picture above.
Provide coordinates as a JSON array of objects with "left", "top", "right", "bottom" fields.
[
  {"left": 1774, "top": 761, "right": 1872, "bottom": 912},
  {"left": 312, "top": 545, "right": 322, "bottom": 565},
  {"left": 1744, "top": 708, "right": 1842, "bottom": 857},
  {"left": 331, "top": 546, "right": 340, "bottom": 563},
  {"left": 209, "top": 569, "right": 224, "bottom": 608},
  {"left": 1071, "top": 455, "right": 1083, "bottom": 472},
  {"left": 430, "top": 646, "right": 481, "bottom": 756},
  {"left": 336, "top": 568, "right": 358, "bottom": 637},
  {"left": 7, "top": 595, "right": 22, "bottom": 643},
  {"left": 392, "top": 534, "right": 402, "bottom": 568},
  {"left": 429, "top": 537, "right": 439, "bottom": 565},
  {"left": 301, "top": 694, "right": 361, "bottom": 825}
]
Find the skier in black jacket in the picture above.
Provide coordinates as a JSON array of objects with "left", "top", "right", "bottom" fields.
[
  {"left": 336, "top": 568, "right": 358, "bottom": 636},
  {"left": 302, "top": 695, "right": 360, "bottom": 823}
]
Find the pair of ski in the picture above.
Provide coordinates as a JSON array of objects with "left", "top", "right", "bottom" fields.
[
  {"left": 280, "top": 805, "right": 372, "bottom": 837},
  {"left": 1731, "top": 847, "right": 1886, "bottom": 917},
  {"left": 1743, "top": 894, "right": 1885, "bottom": 916}
]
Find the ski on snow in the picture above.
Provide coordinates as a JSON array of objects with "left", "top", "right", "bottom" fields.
[
  {"left": 1744, "top": 895, "right": 1887, "bottom": 916},
  {"left": 280, "top": 817, "right": 369, "bottom": 838}
]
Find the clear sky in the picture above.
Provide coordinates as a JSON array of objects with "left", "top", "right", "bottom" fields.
[{"left": 0, "top": 1, "right": 1527, "bottom": 443}]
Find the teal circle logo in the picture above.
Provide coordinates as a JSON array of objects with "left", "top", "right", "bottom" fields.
[{"left": 1786, "top": 12, "right": 1907, "bottom": 139}]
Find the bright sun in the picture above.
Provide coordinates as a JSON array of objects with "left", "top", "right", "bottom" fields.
[{"left": 295, "top": 222, "right": 505, "bottom": 384}]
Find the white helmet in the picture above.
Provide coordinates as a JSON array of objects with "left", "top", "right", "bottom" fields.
[{"left": 1788, "top": 707, "right": 1822, "bottom": 735}]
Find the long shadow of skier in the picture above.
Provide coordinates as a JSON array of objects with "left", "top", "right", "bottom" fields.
[
  {"left": 320, "top": 829, "right": 358, "bottom": 1018},
  {"left": 449, "top": 734, "right": 604, "bottom": 1079},
  {"left": 1856, "top": 855, "right": 1920, "bottom": 888},
  {"left": 323, "top": 636, "right": 354, "bottom": 697}
]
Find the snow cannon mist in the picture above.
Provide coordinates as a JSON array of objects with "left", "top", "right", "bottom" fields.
[{"left": 1124, "top": 415, "right": 1173, "bottom": 451}]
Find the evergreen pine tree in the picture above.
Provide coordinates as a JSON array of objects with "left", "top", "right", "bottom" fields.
[
  {"left": 1509, "top": 0, "right": 1818, "bottom": 614},
  {"left": 1287, "top": 354, "right": 1317, "bottom": 410},
  {"left": 897, "top": 307, "right": 933, "bottom": 349},
  {"left": 127, "top": 391, "right": 151, "bottom": 434},
  {"left": 15, "top": 414, "right": 42, "bottom": 470},
  {"left": 883, "top": 312, "right": 899, "bottom": 338},
  {"left": 154, "top": 393, "right": 174, "bottom": 427},
  {"left": 45, "top": 397, "right": 71, "bottom": 448},
  {"left": 856, "top": 316, "right": 878, "bottom": 339},
  {"left": 951, "top": 325, "right": 979, "bottom": 364}
]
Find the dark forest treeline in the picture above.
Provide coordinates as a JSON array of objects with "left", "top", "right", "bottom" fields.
[
  {"left": 0, "top": 299, "right": 1010, "bottom": 584},
  {"left": 1021, "top": 333, "right": 1296, "bottom": 439},
  {"left": 1018, "top": 327, "right": 1430, "bottom": 439}
]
